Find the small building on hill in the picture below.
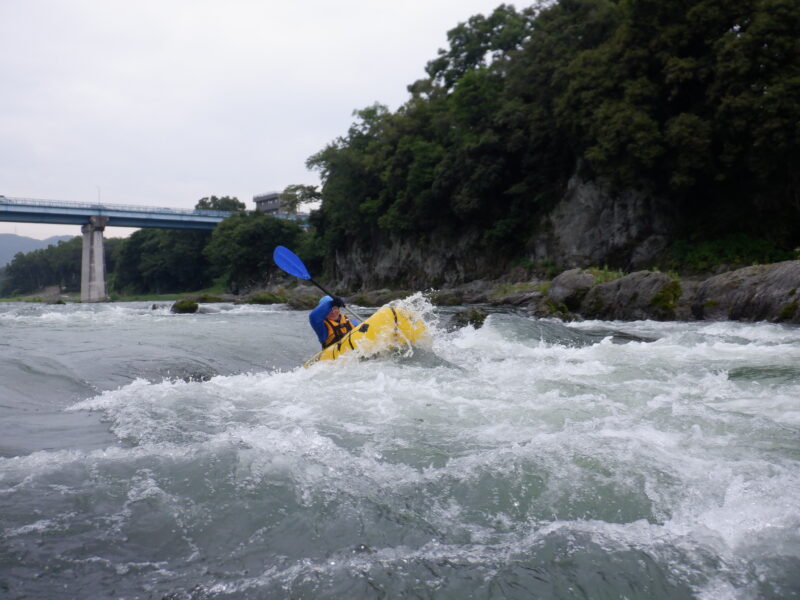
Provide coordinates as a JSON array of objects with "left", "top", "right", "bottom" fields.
[
  {"left": 253, "top": 192, "right": 286, "bottom": 215},
  {"left": 253, "top": 192, "right": 309, "bottom": 229}
]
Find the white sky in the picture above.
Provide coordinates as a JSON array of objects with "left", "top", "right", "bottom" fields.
[{"left": 0, "top": 0, "right": 510, "bottom": 239}]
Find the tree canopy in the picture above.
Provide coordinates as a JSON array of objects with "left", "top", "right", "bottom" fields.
[
  {"left": 110, "top": 228, "right": 212, "bottom": 294},
  {"left": 204, "top": 212, "right": 304, "bottom": 293},
  {"left": 302, "top": 0, "right": 800, "bottom": 279},
  {"left": 195, "top": 196, "right": 246, "bottom": 212},
  {"left": 0, "top": 237, "right": 124, "bottom": 297},
  {"left": 4, "top": 1, "right": 799, "bottom": 297}
]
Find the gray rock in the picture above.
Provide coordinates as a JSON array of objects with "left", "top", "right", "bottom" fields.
[
  {"left": 428, "top": 289, "right": 464, "bottom": 306},
  {"left": 336, "top": 230, "right": 495, "bottom": 290},
  {"left": 285, "top": 283, "right": 319, "bottom": 310},
  {"left": 548, "top": 268, "right": 596, "bottom": 311},
  {"left": 532, "top": 175, "right": 675, "bottom": 271},
  {"left": 580, "top": 271, "right": 681, "bottom": 320},
  {"left": 457, "top": 280, "right": 493, "bottom": 304},
  {"left": 171, "top": 299, "right": 199, "bottom": 314},
  {"left": 691, "top": 260, "right": 800, "bottom": 323},
  {"left": 449, "top": 307, "right": 489, "bottom": 329},
  {"left": 350, "top": 288, "right": 412, "bottom": 306},
  {"left": 539, "top": 263, "right": 800, "bottom": 323}
]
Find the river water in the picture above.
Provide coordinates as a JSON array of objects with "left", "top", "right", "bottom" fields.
[{"left": 1, "top": 297, "right": 798, "bottom": 599}]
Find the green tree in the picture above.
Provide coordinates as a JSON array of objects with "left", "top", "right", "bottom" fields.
[
  {"left": 0, "top": 237, "right": 83, "bottom": 296},
  {"left": 50, "top": 237, "right": 83, "bottom": 292},
  {"left": 709, "top": 0, "right": 800, "bottom": 213},
  {"left": 279, "top": 184, "right": 321, "bottom": 214},
  {"left": 204, "top": 212, "right": 303, "bottom": 293},
  {"left": 110, "top": 229, "right": 212, "bottom": 294},
  {"left": 554, "top": 0, "right": 800, "bottom": 236},
  {"left": 195, "top": 196, "right": 246, "bottom": 212},
  {"left": 425, "top": 4, "right": 536, "bottom": 90},
  {"left": 301, "top": 0, "right": 800, "bottom": 286}
]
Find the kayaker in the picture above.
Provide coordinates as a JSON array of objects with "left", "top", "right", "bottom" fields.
[{"left": 309, "top": 295, "right": 361, "bottom": 349}]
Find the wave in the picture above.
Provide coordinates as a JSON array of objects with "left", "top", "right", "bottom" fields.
[{"left": 3, "top": 298, "right": 799, "bottom": 598}]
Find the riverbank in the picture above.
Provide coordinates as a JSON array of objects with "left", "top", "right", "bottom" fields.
[
  {"left": 250, "top": 260, "right": 800, "bottom": 325},
  {"left": 7, "top": 261, "right": 799, "bottom": 325}
]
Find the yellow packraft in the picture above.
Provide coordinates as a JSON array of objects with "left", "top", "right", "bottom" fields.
[{"left": 304, "top": 306, "right": 427, "bottom": 367}]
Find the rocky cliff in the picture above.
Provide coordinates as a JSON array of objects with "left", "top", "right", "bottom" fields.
[
  {"left": 334, "top": 230, "right": 498, "bottom": 290},
  {"left": 532, "top": 176, "right": 675, "bottom": 271},
  {"left": 309, "top": 173, "right": 798, "bottom": 324},
  {"left": 333, "top": 175, "right": 675, "bottom": 290}
]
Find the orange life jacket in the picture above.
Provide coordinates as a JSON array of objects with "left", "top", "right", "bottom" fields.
[{"left": 322, "top": 314, "right": 354, "bottom": 348}]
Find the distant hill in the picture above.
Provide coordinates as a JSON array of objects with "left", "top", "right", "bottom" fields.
[{"left": 0, "top": 234, "right": 76, "bottom": 267}]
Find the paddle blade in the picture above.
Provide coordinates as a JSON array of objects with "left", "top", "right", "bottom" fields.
[{"left": 273, "top": 245, "right": 311, "bottom": 280}]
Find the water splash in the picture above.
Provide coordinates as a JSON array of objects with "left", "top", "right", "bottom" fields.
[{"left": 2, "top": 302, "right": 799, "bottom": 598}]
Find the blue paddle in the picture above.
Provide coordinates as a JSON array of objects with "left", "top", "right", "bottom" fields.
[{"left": 273, "top": 245, "right": 365, "bottom": 321}]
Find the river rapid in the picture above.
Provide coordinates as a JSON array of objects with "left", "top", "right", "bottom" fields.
[{"left": 1, "top": 297, "right": 799, "bottom": 599}]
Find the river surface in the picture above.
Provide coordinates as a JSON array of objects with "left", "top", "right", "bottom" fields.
[{"left": 1, "top": 297, "right": 799, "bottom": 599}]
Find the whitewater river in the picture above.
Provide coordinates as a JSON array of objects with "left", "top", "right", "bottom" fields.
[{"left": 1, "top": 297, "right": 798, "bottom": 599}]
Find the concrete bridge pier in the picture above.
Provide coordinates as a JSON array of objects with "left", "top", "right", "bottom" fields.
[{"left": 81, "top": 216, "right": 108, "bottom": 302}]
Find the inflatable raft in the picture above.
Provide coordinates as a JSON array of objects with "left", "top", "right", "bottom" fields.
[{"left": 304, "top": 306, "right": 428, "bottom": 367}]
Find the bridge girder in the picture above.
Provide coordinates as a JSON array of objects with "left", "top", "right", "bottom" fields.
[{"left": 0, "top": 197, "right": 229, "bottom": 230}]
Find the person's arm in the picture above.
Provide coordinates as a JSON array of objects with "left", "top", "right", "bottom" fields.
[{"left": 309, "top": 296, "right": 334, "bottom": 344}]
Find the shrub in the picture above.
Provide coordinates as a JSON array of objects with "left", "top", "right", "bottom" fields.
[{"left": 667, "top": 235, "right": 793, "bottom": 273}]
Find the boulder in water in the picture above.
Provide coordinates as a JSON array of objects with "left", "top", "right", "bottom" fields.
[
  {"left": 449, "top": 307, "right": 489, "bottom": 329},
  {"left": 171, "top": 299, "right": 199, "bottom": 314}
]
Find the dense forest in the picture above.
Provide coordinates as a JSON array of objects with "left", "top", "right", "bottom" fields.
[
  {"left": 307, "top": 0, "right": 799, "bottom": 281},
  {"left": 2, "top": 0, "right": 798, "bottom": 297}
]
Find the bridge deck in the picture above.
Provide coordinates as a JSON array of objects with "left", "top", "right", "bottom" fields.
[{"left": 0, "top": 196, "right": 231, "bottom": 230}]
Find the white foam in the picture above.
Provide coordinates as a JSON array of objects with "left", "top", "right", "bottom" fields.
[{"left": 6, "top": 304, "right": 796, "bottom": 596}]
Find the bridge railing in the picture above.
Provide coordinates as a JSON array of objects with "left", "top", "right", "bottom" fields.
[{"left": 0, "top": 196, "right": 232, "bottom": 218}]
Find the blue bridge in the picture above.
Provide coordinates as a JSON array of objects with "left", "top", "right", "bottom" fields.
[
  {"left": 0, "top": 196, "right": 230, "bottom": 230},
  {"left": 0, "top": 196, "right": 233, "bottom": 302}
]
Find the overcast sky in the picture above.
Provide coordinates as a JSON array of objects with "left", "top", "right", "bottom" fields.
[{"left": 0, "top": 0, "right": 510, "bottom": 239}]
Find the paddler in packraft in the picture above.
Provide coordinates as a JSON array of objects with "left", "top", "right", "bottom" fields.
[{"left": 309, "top": 295, "right": 361, "bottom": 348}]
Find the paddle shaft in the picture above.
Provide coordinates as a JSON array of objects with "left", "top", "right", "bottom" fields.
[{"left": 272, "top": 246, "right": 366, "bottom": 322}]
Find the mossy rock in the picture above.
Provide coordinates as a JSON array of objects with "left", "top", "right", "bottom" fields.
[
  {"left": 543, "top": 298, "right": 572, "bottom": 319},
  {"left": 429, "top": 290, "right": 463, "bottom": 306},
  {"left": 778, "top": 300, "right": 798, "bottom": 322},
  {"left": 287, "top": 294, "right": 318, "bottom": 310},
  {"left": 346, "top": 292, "right": 374, "bottom": 306},
  {"left": 650, "top": 280, "right": 683, "bottom": 312},
  {"left": 488, "top": 281, "right": 539, "bottom": 305},
  {"left": 449, "top": 307, "right": 489, "bottom": 329},
  {"left": 586, "top": 267, "right": 625, "bottom": 284},
  {"left": 171, "top": 299, "right": 199, "bottom": 314},
  {"left": 246, "top": 292, "right": 287, "bottom": 304}
]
